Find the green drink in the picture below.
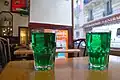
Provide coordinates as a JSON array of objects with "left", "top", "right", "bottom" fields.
[
  {"left": 86, "top": 32, "right": 111, "bottom": 70},
  {"left": 32, "top": 32, "right": 56, "bottom": 71}
]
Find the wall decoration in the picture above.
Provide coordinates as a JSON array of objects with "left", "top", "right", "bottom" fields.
[
  {"left": 11, "top": 0, "right": 29, "bottom": 15},
  {"left": 0, "top": 11, "right": 13, "bottom": 36},
  {"left": 11, "top": 0, "right": 26, "bottom": 12}
]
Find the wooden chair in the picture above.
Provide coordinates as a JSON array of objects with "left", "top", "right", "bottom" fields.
[
  {"left": 0, "top": 37, "right": 11, "bottom": 72},
  {"left": 74, "top": 38, "right": 87, "bottom": 57}
]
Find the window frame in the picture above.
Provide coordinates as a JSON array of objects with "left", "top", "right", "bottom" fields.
[
  {"left": 88, "top": 9, "right": 94, "bottom": 21},
  {"left": 117, "top": 28, "right": 120, "bottom": 37},
  {"left": 106, "top": 0, "right": 112, "bottom": 15}
]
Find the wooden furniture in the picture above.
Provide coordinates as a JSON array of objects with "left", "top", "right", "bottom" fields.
[
  {"left": 14, "top": 49, "right": 81, "bottom": 55},
  {"left": 14, "top": 49, "right": 33, "bottom": 55},
  {"left": 0, "top": 55, "right": 120, "bottom": 80},
  {"left": 56, "top": 49, "right": 80, "bottom": 53},
  {"left": 110, "top": 48, "right": 120, "bottom": 56},
  {"left": 73, "top": 38, "right": 86, "bottom": 57}
]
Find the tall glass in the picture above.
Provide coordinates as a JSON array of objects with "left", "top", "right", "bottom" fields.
[
  {"left": 86, "top": 32, "right": 111, "bottom": 70},
  {"left": 32, "top": 32, "right": 56, "bottom": 71}
]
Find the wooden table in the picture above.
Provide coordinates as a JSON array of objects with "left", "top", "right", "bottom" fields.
[
  {"left": 14, "top": 49, "right": 33, "bottom": 55},
  {"left": 56, "top": 49, "right": 80, "bottom": 53},
  {"left": 0, "top": 55, "right": 120, "bottom": 80},
  {"left": 14, "top": 49, "right": 81, "bottom": 55},
  {"left": 110, "top": 48, "right": 120, "bottom": 56}
]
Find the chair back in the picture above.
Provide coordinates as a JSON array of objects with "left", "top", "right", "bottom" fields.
[
  {"left": 0, "top": 37, "right": 11, "bottom": 68},
  {"left": 74, "top": 38, "right": 87, "bottom": 57}
]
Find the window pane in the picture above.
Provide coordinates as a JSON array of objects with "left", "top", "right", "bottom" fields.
[
  {"left": 117, "top": 28, "right": 120, "bottom": 36},
  {"left": 76, "top": 31, "right": 79, "bottom": 38}
]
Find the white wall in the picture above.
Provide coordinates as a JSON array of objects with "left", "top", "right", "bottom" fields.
[
  {"left": 0, "top": 0, "right": 28, "bottom": 36},
  {"left": 30, "top": 0, "right": 72, "bottom": 26},
  {"left": 93, "top": 3, "right": 104, "bottom": 20},
  {"left": 12, "top": 13, "right": 28, "bottom": 36}
]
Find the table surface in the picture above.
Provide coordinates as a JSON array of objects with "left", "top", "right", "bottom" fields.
[
  {"left": 14, "top": 48, "right": 120, "bottom": 55},
  {"left": 1, "top": 55, "right": 120, "bottom": 80},
  {"left": 14, "top": 49, "right": 33, "bottom": 55},
  {"left": 14, "top": 49, "right": 81, "bottom": 55},
  {"left": 56, "top": 49, "right": 81, "bottom": 53}
]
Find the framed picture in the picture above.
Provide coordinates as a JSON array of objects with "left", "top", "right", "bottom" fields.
[{"left": 11, "top": 0, "right": 27, "bottom": 13}]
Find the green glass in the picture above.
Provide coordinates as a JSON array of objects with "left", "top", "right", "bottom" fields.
[
  {"left": 32, "top": 32, "right": 56, "bottom": 71},
  {"left": 86, "top": 32, "right": 111, "bottom": 70}
]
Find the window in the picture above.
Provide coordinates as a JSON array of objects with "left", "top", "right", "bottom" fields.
[
  {"left": 107, "top": 1, "right": 110, "bottom": 11},
  {"left": 75, "top": 24, "right": 79, "bottom": 29},
  {"left": 90, "top": 9, "right": 93, "bottom": 19},
  {"left": 103, "top": 0, "right": 112, "bottom": 16},
  {"left": 87, "top": 9, "right": 94, "bottom": 21},
  {"left": 76, "top": 31, "right": 79, "bottom": 38},
  {"left": 84, "top": 0, "right": 92, "bottom": 5},
  {"left": 117, "top": 28, "right": 120, "bottom": 36},
  {"left": 106, "top": 0, "right": 112, "bottom": 15}
]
